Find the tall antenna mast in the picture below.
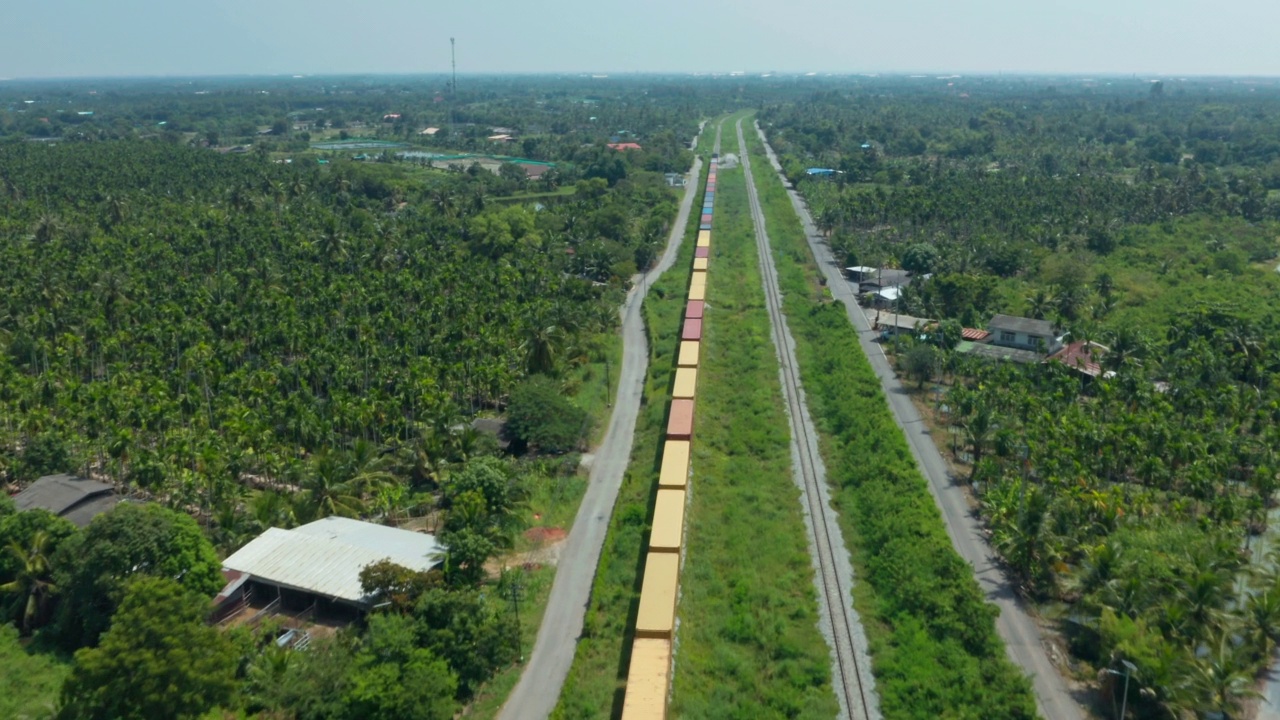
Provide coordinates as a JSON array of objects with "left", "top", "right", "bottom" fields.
[{"left": 450, "top": 37, "right": 457, "bottom": 95}]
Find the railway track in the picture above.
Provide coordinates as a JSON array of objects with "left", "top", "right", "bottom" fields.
[{"left": 735, "top": 119, "right": 880, "bottom": 720}]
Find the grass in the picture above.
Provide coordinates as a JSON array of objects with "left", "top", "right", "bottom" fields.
[
  {"left": 740, "top": 122, "right": 1039, "bottom": 718},
  {"left": 667, "top": 116, "right": 838, "bottom": 719},
  {"left": 0, "top": 625, "right": 70, "bottom": 720},
  {"left": 568, "top": 327, "right": 626, "bottom": 448},
  {"left": 552, "top": 119, "right": 719, "bottom": 720}
]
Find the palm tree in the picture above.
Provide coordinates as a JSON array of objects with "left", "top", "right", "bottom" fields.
[
  {"left": 0, "top": 530, "right": 60, "bottom": 634},
  {"left": 1186, "top": 631, "right": 1259, "bottom": 719},
  {"left": 303, "top": 450, "right": 364, "bottom": 518},
  {"left": 1025, "top": 289, "right": 1053, "bottom": 321}
]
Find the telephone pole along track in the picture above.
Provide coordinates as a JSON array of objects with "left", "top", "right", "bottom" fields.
[{"left": 736, "top": 119, "right": 880, "bottom": 720}]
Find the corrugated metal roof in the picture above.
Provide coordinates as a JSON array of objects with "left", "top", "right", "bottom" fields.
[
  {"left": 13, "top": 474, "right": 118, "bottom": 527},
  {"left": 223, "top": 518, "right": 442, "bottom": 605},
  {"left": 622, "top": 639, "right": 671, "bottom": 720}
]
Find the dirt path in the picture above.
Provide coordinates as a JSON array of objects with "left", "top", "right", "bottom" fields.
[
  {"left": 738, "top": 119, "right": 880, "bottom": 720},
  {"left": 496, "top": 127, "right": 710, "bottom": 720},
  {"left": 752, "top": 120, "right": 1088, "bottom": 720}
]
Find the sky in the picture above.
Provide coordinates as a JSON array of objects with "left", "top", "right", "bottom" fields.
[{"left": 3, "top": 0, "right": 1279, "bottom": 79}]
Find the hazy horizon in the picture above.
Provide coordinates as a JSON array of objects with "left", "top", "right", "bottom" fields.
[{"left": 5, "top": 0, "right": 1280, "bottom": 79}]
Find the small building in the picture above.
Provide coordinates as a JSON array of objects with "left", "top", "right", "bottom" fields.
[
  {"left": 522, "top": 164, "right": 553, "bottom": 180},
  {"left": 1048, "top": 340, "right": 1110, "bottom": 378},
  {"left": 219, "top": 517, "right": 444, "bottom": 612},
  {"left": 858, "top": 268, "right": 912, "bottom": 293},
  {"left": 420, "top": 127, "right": 440, "bottom": 135},
  {"left": 961, "top": 327, "right": 992, "bottom": 342},
  {"left": 987, "top": 314, "right": 1063, "bottom": 354},
  {"left": 805, "top": 168, "right": 839, "bottom": 176},
  {"left": 12, "top": 474, "right": 119, "bottom": 528},
  {"left": 382, "top": 113, "right": 401, "bottom": 122},
  {"left": 869, "top": 286, "right": 903, "bottom": 309},
  {"left": 874, "top": 313, "right": 935, "bottom": 338},
  {"left": 607, "top": 142, "right": 643, "bottom": 151},
  {"left": 488, "top": 134, "right": 514, "bottom": 142},
  {"left": 664, "top": 172, "right": 686, "bottom": 187}
]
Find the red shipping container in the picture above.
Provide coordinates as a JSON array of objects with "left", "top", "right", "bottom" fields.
[
  {"left": 685, "top": 300, "right": 704, "bottom": 319},
  {"left": 667, "top": 399, "right": 694, "bottom": 440},
  {"left": 681, "top": 318, "right": 703, "bottom": 341}
]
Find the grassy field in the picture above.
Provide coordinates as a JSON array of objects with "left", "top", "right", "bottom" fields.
[
  {"left": 552, "top": 120, "right": 718, "bottom": 720},
  {"left": 0, "top": 625, "right": 70, "bottom": 720},
  {"left": 741, "top": 124, "right": 1038, "bottom": 718},
  {"left": 666, "top": 121, "right": 838, "bottom": 719}
]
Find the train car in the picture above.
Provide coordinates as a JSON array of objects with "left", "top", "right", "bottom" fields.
[
  {"left": 658, "top": 439, "right": 691, "bottom": 489},
  {"left": 667, "top": 399, "right": 694, "bottom": 440},
  {"left": 696, "top": 230, "right": 711, "bottom": 247},
  {"left": 685, "top": 300, "right": 704, "bottom": 319},
  {"left": 700, "top": 213, "right": 713, "bottom": 225},
  {"left": 694, "top": 246, "right": 709, "bottom": 258},
  {"left": 621, "top": 638, "right": 672, "bottom": 720},
  {"left": 692, "top": 257, "right": 708, "bottom": 271},
  {"left": 687, "top": 273, "right": 706, "bottom": 301},
  {"left": 635, "top": 552, "right": 680, "bottom": 639},
  {"left": 699, "top": 223, "right": 711, "bottom": 231},
  {"left": 676, "top": 341, "right": 700, "bottom": 368},
  {"left": 672, "top": 367, "right": 698, "bottom": 399},
  {"left": 680, "top": 318, "right": 702, "bottom": 342},
  {"left": 649, "top": 489, "right": 687, "bottom": 553}
]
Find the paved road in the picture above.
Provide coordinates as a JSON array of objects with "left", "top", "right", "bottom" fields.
[
  {"left": 752, "top": 121, "right": 1086, "bottom": 720},
  {"left": 497, "top": 131, "right": 710, "bottom": 720},
  {"left": 738, "top": 119, "right": 880, "bottom": 720}
]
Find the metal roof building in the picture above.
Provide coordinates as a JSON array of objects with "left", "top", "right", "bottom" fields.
[
  {"left": 12, "top": 474, "right": 119, "bottom": 528},
  {"left": 222, "top": 517, "right": 443, "bottom": 607}
]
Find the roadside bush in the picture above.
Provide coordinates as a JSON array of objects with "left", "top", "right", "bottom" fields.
[{"left": 505, "top": 376, "right": 589, "bottom": 454}]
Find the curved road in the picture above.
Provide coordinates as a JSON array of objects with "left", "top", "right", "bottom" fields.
[
  {"left": 752, "top": 121, "right": 1085, "bottom": 720},
  {"left": 738, "top": 119, "right": 880, "bottom": 720},
  {"left": 497, "top": 126, "right": 711, "bottom": 720}
]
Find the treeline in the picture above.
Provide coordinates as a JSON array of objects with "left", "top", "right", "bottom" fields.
[{"left": 0, "top": 140, "right": 680, "bottom": 521}]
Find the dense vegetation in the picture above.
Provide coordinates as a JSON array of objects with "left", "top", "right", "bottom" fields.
[
  {"left": 0, "top": 76, "right": 706, "bottom": 719},
  {"left": 766, "top": 78, "right": 1280, "bottom": 717},
  {"left": 742, "top": 125, "right": 1036, "bottom": 718}
]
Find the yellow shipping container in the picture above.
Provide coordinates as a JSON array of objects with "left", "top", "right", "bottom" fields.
[
  {"left": 621, "top": 638, "right": 671, "bottom": 720},
  {"left": 692, "top": 257, "right": 709, "bottom": 271},
  {"left": 658, "top": 440, "right": 690, "bottom": 489},
  {"left": 635, "top": 552, "right": 680, "bottom": 639},
  {"left": 649, "top": 489, "right": 686, "bottom": 553},
  {"left": 672, "top": 367, "right": 698, "bottom": 399},
  {"left": 696, "top": 230, "right": 711, "bottom": 247},
  {"left": 688, "top": 271, "right": 707, "bottom": 302},
  {"left": 677, "top": 341, "right": 700, "bottom": 368}
]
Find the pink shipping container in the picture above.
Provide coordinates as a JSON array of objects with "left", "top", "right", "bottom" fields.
[
  {"left": 681, "top": 318, "right": 703, "bottom": 341},
  {"left": 667, "top": 399, "right": 694, "bottom": 440},
  {"left": 700, "top": 214, "right": 712, "bottom": 224},
  {"left": 685, "top": 300, "right": 704, "bottom": 319},
  {"left": 694, "top": 246, "right": 709, "bottom": 258}
]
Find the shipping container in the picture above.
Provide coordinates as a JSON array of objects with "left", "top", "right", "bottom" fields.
[
  {"left": 687, "top": 281, "right": 706, "bottom": 302},
  {"left": 692, "top": 257, "right": 709, "bottom": 271},
  {"left": 696, "top": 231, "right": 711, "bottom": 248},
  {"left": 667, "top": 398, "right": 694, "bottom": 439},
  {"left": 685, "top": 300, "right": 704, "bottom": 319},
  {"left": 694, "top": 246, "right": 710, "bottom": 259},
  {"left": 658, "top": 439, "right": 691, "bottom": 489},
  {"left": 635, "top": 552, "right": 680, "bottom": 639},
  {"left": 700, "top": 214, "right": 713, "bottom": 225},
  {"left": 688, "top": 271, "right": 707, "bottom": 296},
  {"left": 676, "top": 341, "right": 700, "bottom": 369},
  {"left": 672, "top": 367, "right": 698, "bottom": 399},
  {"left": 680, "top": 318, "right": 702, "bottom": 342},
  {"left": 621, "top": 638, "right": 671, "bottom": 720},
  {"left": 699, "top": 223, "right": 711, "bottom": 231},
  {"left": 649, "top": 489, "right": 687, "bottom": 553}
]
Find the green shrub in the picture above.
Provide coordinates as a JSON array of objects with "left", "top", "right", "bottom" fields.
[{"left": 505, "top": 376, "right": 590, "bottom": 454}]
